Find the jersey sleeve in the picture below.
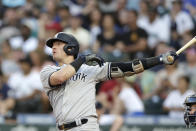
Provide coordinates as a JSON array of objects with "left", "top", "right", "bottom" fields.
[
  {"left": 94, "top": 62, "right": 111, "bottom": 82},
  {"left": 40, "top": 65, "right": 57, "bottom": 92}
]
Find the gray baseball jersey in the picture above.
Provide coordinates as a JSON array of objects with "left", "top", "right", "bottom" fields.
[{"left": 40, "top": 63, "right": 111, "bottom": 125}]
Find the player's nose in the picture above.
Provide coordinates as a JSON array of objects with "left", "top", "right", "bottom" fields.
[{"left": 52, "top": 44, "right": 57, "bottom": 49}]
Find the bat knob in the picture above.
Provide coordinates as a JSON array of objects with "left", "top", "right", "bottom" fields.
[{"left": 167, "top": 56, "right": 174, "bottom": 63}]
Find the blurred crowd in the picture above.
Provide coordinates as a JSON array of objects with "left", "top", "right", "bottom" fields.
[{"left": 0, "top": 0, "right": 196, "bottom": 129}]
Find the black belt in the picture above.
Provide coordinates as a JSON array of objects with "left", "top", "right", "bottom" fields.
[{"left": 58, "top": 118, "right": 88, "bottom": 130}]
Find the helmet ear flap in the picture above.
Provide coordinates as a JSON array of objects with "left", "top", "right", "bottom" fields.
[{"left": 63, "top": 45, "right": 76, "bottom": 56}]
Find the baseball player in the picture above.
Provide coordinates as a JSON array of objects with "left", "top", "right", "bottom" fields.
[
  {"left": 40, "top": 32, "right": 178, "bottom": 131},
  {"left": 184, "top": 94, "right": 196, "bottom": 128}
]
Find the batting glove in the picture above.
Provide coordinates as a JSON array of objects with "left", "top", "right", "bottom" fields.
[
  {"left": 160, "top": 51, "right": 178, "bottom": 65},
  {"left": 80, "top": 54, "right": 104, "bottom": 67}
]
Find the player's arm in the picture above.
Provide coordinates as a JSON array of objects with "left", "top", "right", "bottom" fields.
[
  {"left": 50, "top": 54, "right": 104, "bottom": 86},
  {"left": 110, "top": 51, "right": 178, "bottom": 78},
  {"left": 49, "top": 65, "right": 76, "bottom": 86}
]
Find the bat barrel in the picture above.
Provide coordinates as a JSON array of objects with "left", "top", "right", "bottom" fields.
[{"left": 176, "top": 36, "right": 196, "bottom": 55}]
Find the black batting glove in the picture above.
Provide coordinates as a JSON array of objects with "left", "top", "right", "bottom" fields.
[
  {"left": 160, "top": 51, "right": 178, "bottom": 65},
  {"left": 80, "top": 54, "right": 104, "bottom": 67}
]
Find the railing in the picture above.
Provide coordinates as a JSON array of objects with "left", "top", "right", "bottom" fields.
[{"left": 0, "top": 114, "right": 195, "bottom": 131}]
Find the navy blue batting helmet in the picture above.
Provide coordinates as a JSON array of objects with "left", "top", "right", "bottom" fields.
[{"left": 46, "top": 32, "right": 79, "bottom": 59}]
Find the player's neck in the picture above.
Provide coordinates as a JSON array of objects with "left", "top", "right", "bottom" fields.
[{"left": 59, "top": 56, "right": 74, "bottom": 66}]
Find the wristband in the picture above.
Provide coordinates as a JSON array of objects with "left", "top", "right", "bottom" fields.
[{"left": 70, "top": 56, "right": 85, "bottom": 72}]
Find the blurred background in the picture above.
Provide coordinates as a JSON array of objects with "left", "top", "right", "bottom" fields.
[{"left": 0, "top": 0, "right": 196, "bottom": 130}]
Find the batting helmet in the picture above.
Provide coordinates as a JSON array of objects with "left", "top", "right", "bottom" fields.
[
  {"left": 46, "top": 32, "right": 79, "bottom": 59},
  {"left": 184, "top": 94, "right": 196, "bottom": 128}
]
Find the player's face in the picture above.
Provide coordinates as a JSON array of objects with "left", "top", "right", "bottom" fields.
[
  {"left": 190, "top": 104, "right": 196, "bottom": 115},
  {"left": 52, "top": 41, "right": 67, "bottom": 61}
]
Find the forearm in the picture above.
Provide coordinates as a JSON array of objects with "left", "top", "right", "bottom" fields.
[
  {"left": 50, "top": 65, "right": 76, "bottom": 85},
  {"left": 140, "top": 56, "right": 163, "bottom": 70},
  {"left": 111, "top": 56, "right": 162, "bottom": 78},
  {"left": 50, "top": 57, "right": 85, "bottom": 86}
]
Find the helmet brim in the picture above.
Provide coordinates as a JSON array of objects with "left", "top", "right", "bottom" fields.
[{"left": 46, "top": 38, "right": 66, "bottom": 48}]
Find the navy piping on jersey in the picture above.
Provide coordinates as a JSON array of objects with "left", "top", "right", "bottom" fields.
[{"left": 108, "top": 62, "right": 112, "bottom": 80}]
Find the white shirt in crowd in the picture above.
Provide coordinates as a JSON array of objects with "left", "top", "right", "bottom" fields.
[
  {"left": 119, "top": 85, "right": 144, "bottom": 114},
  {"left": 64, "top": 27, "right": 90, "bottom": 48},
  {"left": 163, "top": 89, "right": 195, "bottom": 118},
  {"left": 137, "top": 16, "right": 170, "bottom": 49},
  {"left": 8, "top": 70, "right": 43, "bottom": 99},
  {"left": 174, "top": 11, "right": 194, "bottom": 35},
  {"left": 9, "top": 36, "right": 38, "bottom": 54}
]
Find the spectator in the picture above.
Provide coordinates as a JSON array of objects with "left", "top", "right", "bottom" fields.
[
  {"left": 0, "top": 8, "right": 20, "bottom": 42},
  {"left": 111, "top": 78, "right": 144, "bottom": 115},
  {"left": 45, "top": 22, "right": 62, "bottom": 39},
  {"left": 169, "top": 26, "right": 181, "bottom": 51},
  {"left": 97, "top": 79, "right": 119, "bottom": 113},
  {"left": 97, "top": 78, "right": 144, "bottom": 116},
  {"left": 184, "top": 0, "right": 196, "bottom": 29},
  {"left": 21, "top": 4, "right": 39, "bottom": 37},
  {"left": 0, "top": 40, "right": 21, "bottom": 77},
  {"left": 29, "top": 49, "right": 48, "bottom": 72},
  {"left": 44, "top": 0, "right": 57, "bottom": 20},
  {"left": 9, "top": 23, "right": 38, "bottom": 54},
  {"left": 7, "top": 56, "right": 44, "bottom": 113},
  {"left": 121, "top": 9, "right": 149, "bottom": 59},
  {"left": 95, "top": 14, "right": 127, "bottom": 62},
  {"left": 0, "top": 70, "right": 15, "bottom": 116},
  {"left": 96, "top": 101, "right": 104, "bottom": 121},
  {"left": 56, "top": 4, "right": 70, "bottom": 29},
  {"left": 155, "top": 62, "right": 184, "bottom": 92},
  {"left": 98, "top": 0, "right": 117, "bottom": 13},
  {"left": 94, "top": 14, "right": 120, "bottom": 60},
  {"left": 150, "top": 0, "right": 169, "bottom": 16},
  {"left": 64, "top": 15, "right": 91, "bottom": 54},
  {"left": 138, "top": 0, "right": 149, "bottom": 23},
  {"left": 163, "top": 75, "right": 195, "bottom": 118},
  {"left": 116, "top": 0, "right": 127, "bottom": 12},
  {"left": 39, "top": 18, "right": 62, "bottom": 56},
  {"left": 138, "top": 6, "right": 170, "bottom": 50},
  {"left": 88, "top": 8, "right": 102, "bottom": 46},
  {"left": 115, "top": 9, "right": 129, "bottom": 34},
  {"left": 82, "top": 0, "right": 97, "bottom": 16},
  {"left": 170, "top": 0, "right": 194, "bottom": 35},
  {"left": 178, "top": 48, "right": 196, "bottom": 91},
  {"left": 64, "top": 0, "right": 86, "bottom": 16},
  {"left": 38, "top": 0, "right": 59, "bottom": 40},
  {"left": 96, "top": 80, "right": 124, "bottom": 131}
]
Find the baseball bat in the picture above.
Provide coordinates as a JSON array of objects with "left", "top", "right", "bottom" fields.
[{"left": 167, "top": 36, "right": 196, "bottom": 62}]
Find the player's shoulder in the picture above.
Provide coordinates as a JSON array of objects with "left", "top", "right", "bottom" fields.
[{"left": 40, "top": 65, "right": 59, "bottom": 73}]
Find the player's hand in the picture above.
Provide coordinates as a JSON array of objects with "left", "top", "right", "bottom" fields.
[
  {"left": 80, "top": 54, "right": 104, "bottom": 67},
  {"left": 160, "top": 51, "right": 178, "bottom": 65}
]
